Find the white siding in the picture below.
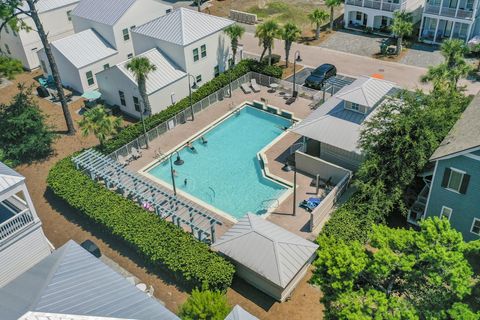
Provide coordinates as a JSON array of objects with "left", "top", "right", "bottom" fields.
[
  {"left": 0, "top": 225, "right": 51, "bottom": 287},
  {"left": 320, "top": 143, "right": 363, "bottom": 171},
  {"left": 132, "top": 32, "right": 186, "bottom": 69}
]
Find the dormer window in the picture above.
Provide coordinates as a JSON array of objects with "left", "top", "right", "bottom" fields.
[
  {"left": 344, "top": 101, "right": 366, "bottom": 114},
  {"left": 350, "top": 103, "right": 360, "bottom": 111}
]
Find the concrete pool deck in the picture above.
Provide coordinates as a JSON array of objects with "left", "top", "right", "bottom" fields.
[{"left": 126, "top": 85, "right": 330, "bottom": 239}]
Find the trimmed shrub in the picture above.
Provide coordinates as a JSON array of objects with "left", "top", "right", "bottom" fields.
[
  {"left": 99, "top": 59, "right": 283, "bottom": 154},
  {"left": 261, "top": 54, "right": 281, "bottom": 65},
  {"left": 47, "top": 157, "right": 235, "bottom": 291}
]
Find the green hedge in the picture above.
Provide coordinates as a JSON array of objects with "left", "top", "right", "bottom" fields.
[
  {"left": 47, "top": 157, "right": 235, "bottom": 291},
  {"left": 100, "top": 59, "right": 283, "bottom": 154}
]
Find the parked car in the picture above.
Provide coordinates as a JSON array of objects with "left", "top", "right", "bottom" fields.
[{"left": 304, "top": 64, "right": 337, "bottom": 90}]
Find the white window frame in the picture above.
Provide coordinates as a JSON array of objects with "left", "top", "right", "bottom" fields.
[
  {"left": 122, "top": 28, "right": 130, "bottom": 41},
  {"left": 86, "top": 71, "right": 94, "bottom": 86},
  {"left": 67, "top": 10, "right": 72, "bottom": 21},
  {"left": 200, "top": 44, "right": 207, "bottom": 58},
  {"left": 470, "top": 218, "right": 480, "bottom": 236},
  {"left": 446, "top": 168, "right": 465, "bottom": 193},
  {"left": 127, "top": 53, "right": 133, "bottom": 59},
  {"left": 193, "top": 48, "right": 199, "bottom": 62},
  {"left": 439, "top": 206, "right": 452, "bottom": 221},
  {"left": 196, "top": 74, "right": 202, "bottom": 83}
]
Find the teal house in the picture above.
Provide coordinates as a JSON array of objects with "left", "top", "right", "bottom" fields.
[{"left": 410, "top": 95, "right": 480, "bottom": 241}]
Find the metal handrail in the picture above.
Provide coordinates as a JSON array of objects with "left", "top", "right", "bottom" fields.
[{"left": 0, "top": 209, "right": 35, "bottom": 243}]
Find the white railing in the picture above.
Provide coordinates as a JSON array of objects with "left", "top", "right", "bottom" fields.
[{"left": 0, "top": 209, "right": 35, "bottom": 243}]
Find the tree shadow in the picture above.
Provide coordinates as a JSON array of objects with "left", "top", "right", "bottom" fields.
[{"left": 229, "top": 276, "right": 276, "bottom": 311}]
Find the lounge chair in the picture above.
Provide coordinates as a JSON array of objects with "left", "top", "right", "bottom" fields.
[
  {"left": 131, "top": 147, "right": 141, "bottom": 159},
  {"left": 241, "top": 83, "right": 252, "bottom": 94},
  {"left": 250, "top": 79, "right": 261, "bottom": 93},
  {"left": 118, "top": 154, "right": 132, "bottom": 166},
  {"left": 299, "top": 197, "right": 322, "bottom": 212},
  {"left": 285, "top": 96, "right": 296, "bottom": 105}
]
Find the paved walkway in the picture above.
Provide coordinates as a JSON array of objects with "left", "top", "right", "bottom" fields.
[{"left": 240, "top": 32, "right": 480, "bottom": 95}]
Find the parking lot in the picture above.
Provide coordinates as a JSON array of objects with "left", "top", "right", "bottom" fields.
[{"left": 285, "top": 68, "right": 356, "bottom": 95}]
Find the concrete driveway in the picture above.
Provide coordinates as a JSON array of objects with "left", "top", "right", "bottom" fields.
[{"left": 284, "top": 68, "right": 356, "bottom": 93}]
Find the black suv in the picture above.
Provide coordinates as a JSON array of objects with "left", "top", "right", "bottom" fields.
[{"left": 304, "top": 64, "right": 337, "bottom": 90}]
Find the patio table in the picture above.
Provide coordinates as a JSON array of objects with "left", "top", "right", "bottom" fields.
[{"left": 269, "top": 83, "right": 279, "bottom": 92}]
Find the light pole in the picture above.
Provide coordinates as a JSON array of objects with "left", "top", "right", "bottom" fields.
[
  {"left": 187, "top": 74, "right": 198, "bottom": 121},
  {"left": 282, "top": 162, "right": 297, "bottom": 216},
  {"left": 292, "top": 50, "right": 302, "bottom": 98},
  {"left": 169, "top": 151, "right": 184, "bottom": 197},
  {"left": 227, "top": 53, "right": 233, "bottom": 98}
]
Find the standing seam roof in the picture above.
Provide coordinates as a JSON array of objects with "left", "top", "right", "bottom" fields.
[
  {"left": 335, "top": 76, "right": 395, "bottom": 107},
  {"left": 71, "top": 0, "right": 136, "bottom": 26},
  {"left": 0, "top": 162, "right": 24, "bottom": 193}
]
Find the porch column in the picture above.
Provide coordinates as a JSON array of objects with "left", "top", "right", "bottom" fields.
[
  {"left": 466, "top": 23, "right": 473, "bottom": 42},
  {"left": 455, "top": 0, "right": 460, "bottom": 18},
  {"left": 21, "top": 184, "right": 39, "bottom": 221},
  {"left": 433, "top": 18, "right": 440, "bottom": 43},
  {"left": 418, "top": 16, "right": 425, "bottom": 41}
]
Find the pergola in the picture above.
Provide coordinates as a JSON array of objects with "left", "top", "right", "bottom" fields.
[{"left": 72, "top": 149, "right": 222, "bottom": 243}]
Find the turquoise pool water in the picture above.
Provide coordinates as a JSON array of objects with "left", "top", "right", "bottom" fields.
[{"left": 147, "top": 106, "right": 291, "bottom": 219}]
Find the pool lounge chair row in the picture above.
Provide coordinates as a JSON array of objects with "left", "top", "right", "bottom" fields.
[
  {"left": 241, "top": 79, "right": 261, "bottom": 94},
  {"left": 251, "top": 100, "right": 294, "bottom": 120}
]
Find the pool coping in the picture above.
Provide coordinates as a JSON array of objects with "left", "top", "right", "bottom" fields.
[{"left": 138, "top": 101, "right": 298, "bottom": 224}]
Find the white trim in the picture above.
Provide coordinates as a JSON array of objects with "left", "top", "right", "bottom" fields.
[
  {"left": 446, "top": 167, "right": 465, "bottom": 193},
  {"left": 432, "top": 146, "right": 480, "bottom": 161},
  {"left": 423, "top": 160, "right": 438, "bottom": 220},
  {"left": 464, "top": 153, "right": 480, "bottom": 162},
  {"left": 439, "top": 206, "right": 453, "bottom": 221},
  {"left": 470, "top": 217, "right": 480, "bottom": 236}
]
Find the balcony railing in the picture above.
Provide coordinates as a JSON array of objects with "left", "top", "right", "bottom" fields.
[
  {"left": 425, "top": 3, "right": 474, "bottom": 18},
  {"left": 440, "top": 6, "right": 457, "bottom": 17},
  {"left": 346, "top": 0, "right": 364, "bottom": 6},
  {"left": 457, "top": 8, "right": 474, "bottom": 18},
  {"left": 0, "top": 209, "right": 35, "bottom": 243},
  {"left": 382, "top": 1, "right": 402, "bottom": 11},
  {"left": 425, "top": 3, "right": 441, "bottom": 14},
  {"left": 364, "top": 0, "right": 382, "bottom": 9}
]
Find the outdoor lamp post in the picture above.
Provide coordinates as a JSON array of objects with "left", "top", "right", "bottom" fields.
[
  {"left": 187, "top": 74, "right": 198, "bottom": 121},
  {"left": 292, "top": 50, "right": 302, "bottom": 98},
  {"left": 282, "top": 162, "right": 297, "bottom": 216},
  {"left": 227, "top": 53, "right": 233, "bottom": 98},
  {"left": 169, "top": 151, "right": 184, "bottom": 197}
]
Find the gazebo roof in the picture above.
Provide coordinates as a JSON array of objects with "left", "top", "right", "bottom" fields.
[{"left": 0, "top": 162, "right": 24, "bottom": 194}]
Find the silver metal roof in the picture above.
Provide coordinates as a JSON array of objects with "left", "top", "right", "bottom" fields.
[
  {"left": 430, "top": 92, "right": 480, "bottom": 160},
  {"left": 133, "top": 8, "right": 234, "bottom": 46},
  {"left": 224, "top": 306, "right": 258, "bottom": 320},
  {"left": 19, "top": 312, "right": 133, "bottom": 320},
  {"left": 117, "top": 48, "right": 186, "bottom": 94},
  {"left": 335, "top": 76, "right": 395, "bottom": 108},
  {"left": 51, "top": 29, "right": 117, "bottom": 68},
  {"left": 0, "top": 240, "right": 179, "bottom": 320},
  {"left": 71, "top": 0, "right": 136, "bottom": 26},
  {"left": 212, "top": 214, "right": 318, "bottom": 288},
  {"left": 0, "top": 162, "right": 24, "bottom": 194},
  {"left": 18, "top": 0, "right": 79, "bottom": 14}
]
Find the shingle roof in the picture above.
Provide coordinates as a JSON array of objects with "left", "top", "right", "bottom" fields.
[
  {"left": 335, "top": 76, "right": 395, "bottom": 108},
  {"left": 0, "top": 162, "right": 24, "bottom": 194},
  {"left": 212, "top": 214, "right": 318, "bottom": 288},
  {"left": 224, "top": 306, "right": 258, "bottom": 320},
  {"left": 0, "top": 240, "right": 179, "bottom": 320},
  {"left": 430, "top": 93, "right": 480, "bottom": 161},
  {"left": 133, "top": 8, "right": 234, "bottom": 46},
  {"left": 117, "top": 48, "right": 186, "bottom": 94},
  {"left": 51, "top": 29, "right": 117, "bottom": 68},
  {"left": 71, "top": 0, "right": 136, "bottom": 26}
]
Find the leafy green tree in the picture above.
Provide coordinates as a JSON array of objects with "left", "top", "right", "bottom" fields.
[
  {"left": 78, "top": 106, "right": 122, "bottom": 146},
  {"left": 0, "top": 84, "right": 55, "bottom": 164},
  {"left": 280, "top": 22, "right": 301, "bottom": 67},
  {"left": 0, "top": 56, "right": 23, "bottom": 80},
  {"left": 390, "top": 11, "right": 413, "bottom": 54},
  {"left": 0, "top": 0, "right": 75, "bottom": 134},
  {"left": 308, "top": 8, "right": 329, "bottom": 40},
  {"left": 448, "top": 303, "right": 480, "bottom": 320},
  {"left": 224, "top": 24, "right": 245, "bottom": 65},
  {"left": 325, "top": 0, "right": 341, "bottom": 30},
  {"left": 179, "top": 287, "right": 231, "bottom": 320},
  {"left": 255, "top": 20, "right": 280, "bottom": 65}
]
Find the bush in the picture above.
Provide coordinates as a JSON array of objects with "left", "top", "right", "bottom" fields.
[
  {"left": 99, "top": 59, "right": 282, "bottom": 154},
  {"left": 261, "top": 54, "right": 281, "bottom": 65},
  {"left": 179, "top": 286, "right": 231, "bottom": 320},
  {"left": 0, "top": 56, "right": 23, "bottom": 81},
  {"left": 47, "top": 157, "right": 235, "bottom": 291}
]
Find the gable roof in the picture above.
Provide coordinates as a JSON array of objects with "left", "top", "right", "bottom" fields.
[
  {"left": 71, "top": 0, "right": 136, "bottom": 26},
  {"left": 0, "top": 162, "right": 24, "bottom": 194},
  {"left": 19, "top": 312, "right": 132, "bottom": 320},
  {"left": 224, "top": 306, "right": 258, "bottom": 320},
  {"left": 0, "top": 240, "right": 179, "bottom": 320},
  {"left": 18, "top": 0, "right": 79, "bottom": 14},
  {"left": 335, "top": 76, "right": 395, "bottom": 108},
  {"left": 50, "top": 29, "right": 117, "bottom": 68},
  {"left": 430, "top": 93, "right": 480, "bottom": 161},
  {"left": 212, "top": 214, "right": 318, "bottom": 288},
  {"left": 133, "top": 8, "right": 234, "bottom": 46},
  {"left": 117, "top": 48, "right": 186, "bottom": 94}
]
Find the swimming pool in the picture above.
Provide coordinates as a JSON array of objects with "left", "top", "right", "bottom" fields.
[{"left": 146, "top": 105, "right": 292, "bottom": 220}]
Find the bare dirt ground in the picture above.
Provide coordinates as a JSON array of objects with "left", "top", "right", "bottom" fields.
[{"left": 2, "top": 71, "right": 324, "bottom": 319}]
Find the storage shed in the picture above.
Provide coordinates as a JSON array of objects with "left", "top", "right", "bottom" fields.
[{"left": 212, "top": 214, "right": 318, "bottom": 302}]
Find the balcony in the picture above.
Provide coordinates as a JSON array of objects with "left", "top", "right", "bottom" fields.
[
  {"left": 382, "top": 2, "right": 402, "bottom": 11},
  {"left": 424, "top": 3, "right": 475, "bottom": 19},
  {"left": 0, "top": 197, "right": 36, "bottom": 244},
  {"left": 346, "top": 0, "right": 365, "bottom": 6},
  {"left": 364, "top": 0, "right": 382, "bottom": 9},
  {"left": 407, "top": 184, "right": 430, "bottom": 226},
  {"left": 346, "top": 0, "right": 404, "bottom": 10},
  {"left": 425, "top": 3, "right": 441, "bottom": 14}
]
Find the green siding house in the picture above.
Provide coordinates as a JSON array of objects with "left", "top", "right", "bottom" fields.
[{"left": 420, "top": 95, "right": 480, "bottom": 241}]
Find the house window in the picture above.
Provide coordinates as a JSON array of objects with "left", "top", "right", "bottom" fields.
[
  {"left": 122, "top": 28, "right": 130, "bottom": 41},
  {"left": 103, "top": 63, "right": 110, "bottom": 70},
  {"left": 214, "top": 65, "right": 220, "bottom": 77},
  {"left": 193, "top": 48, "right": 199, "bottom": 62},
  {"left": 86, "top": 71, "right": 94, "bottom": 86},
  {"left": 350, "top": 103, "right": 360, "bottom": 111},
  {"left": 356, "top": 12, "right": 362, "bottom": 21},
  {"left": 471, "top": 218, "right": 480, "bottom": 235},
  {"left": 127, "top": 53, "right": 133, "bottom": 59},
  {"left": 5, "top": 44, "right": 11, "bottom": 54},
  {"left": 440, "top": 206, "right": 452, "bottom": 220},
  {"left": 133, "top": 96, "right": 141, "bottom": 112},
  {"left": 196, "top": 75, "right": 202, "bottom": 83},
  {"left": 67, "top": 10, "right": 72, "bottom": 21},
  {"left": 201, "top": 44, "right": 206, "bottom": 58},
  {"left": 130, "top": 25, "right": 136, "bottom": 30},
  {"left": 441, "top": 168, "right": 470, "bottom": 194},
  {"left": 119, "top": 91, "right": 126, "bottom": 106}
]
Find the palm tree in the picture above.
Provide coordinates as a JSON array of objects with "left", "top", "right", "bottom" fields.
[
  {"left": 280, "top": 22, "right": 301, "bottom": 67},
  {"left": 126, "top": 57, "right": 156, "bottom": 116},
  {"left": 325, "top": 0, "right": 342, "bottom": 31},
  {"left": 421, "top": 63, "right": 451, "bottom": 91},
  {"left": 255, "top": 20, "right": 280, "bottom": 65},
  {"left": 308, "top": 9, "right": 329, "bottom": 40},
  {"left": 390, "top": 11, "right": 413, "bottom": 55},
  {"left": 0, "top": 0, "right": 76, "bottom": 134},
  {"left": 440, "top": 39, "right": 470, "bottom": 69},
  {"left": 224, "top": 24, "right": 245, "bottom": 65},
  {"left": 79, "top": 106, "right": 122, "bottom": 146}
]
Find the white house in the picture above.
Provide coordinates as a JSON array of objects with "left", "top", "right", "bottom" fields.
[
  {"left": 0, "top": 0, "right": 79, "bottom": 70},
  {"left": 37, "top": 0, "right": 173, "bottom": 94},
  {"left": 0, "top": 162, "right": 52, "bottom": 287},
  {"left": 344, "top": 0, "right": 423, "bottom": 31},
  {"left": 419, "top": 0, "right": 480, "bottom": 43},
  {"left": 97, "top": 8, "right": 234, "bottom": 118}
]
